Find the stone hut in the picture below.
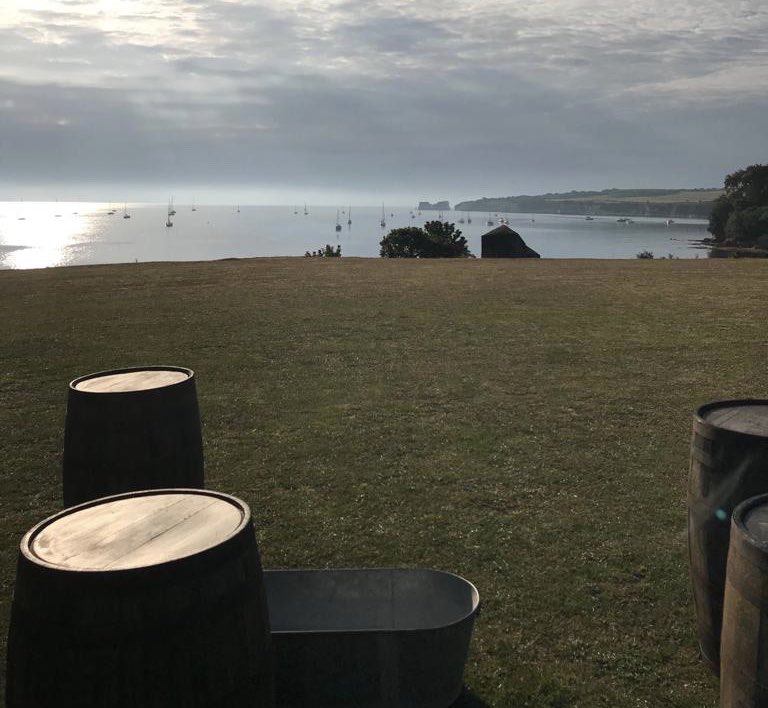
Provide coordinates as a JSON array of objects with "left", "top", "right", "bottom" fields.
[{"left": 481, "top": 225, "right": 540, "bottom": 258}]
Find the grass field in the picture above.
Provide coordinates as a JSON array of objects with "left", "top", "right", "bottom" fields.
[{"left": 1, "top": 256, "right": 766, "bottom": 706}]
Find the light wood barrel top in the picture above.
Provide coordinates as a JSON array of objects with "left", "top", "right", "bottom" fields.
[
  {"left": 703, "top": 403, "right": 768, "bottom": 437},
  {"left": 744, "top": 503, "right": 768, "bottom": 543},
  {"left": 25, "top": 492, "right": 247, "bottom": 571},
  {"left": 74, "top": 369, "right": 190, "bottom": 393}
]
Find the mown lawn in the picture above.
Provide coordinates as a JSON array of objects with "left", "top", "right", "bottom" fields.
[{"left": 1, "top": 256, "right": 766, "bottom": 706}]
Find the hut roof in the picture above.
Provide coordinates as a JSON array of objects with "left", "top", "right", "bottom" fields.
[{"left": 481, "top": 224, "right": 540, "bottom": 258}]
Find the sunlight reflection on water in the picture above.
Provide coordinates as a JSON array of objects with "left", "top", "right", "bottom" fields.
[{"left": 0, "top": 202, "right": 710, "bottom": 269}]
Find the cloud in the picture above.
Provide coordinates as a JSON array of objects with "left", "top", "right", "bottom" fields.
[{"left": 1, "top": 0, "right": 767, "bottom": 197}]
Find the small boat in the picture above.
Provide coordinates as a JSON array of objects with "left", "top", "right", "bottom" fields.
[
  {"left": 236, "top": 205, "right": 240, "bottom": 213},
  {"left": 380, "top": 204, "right": 386, "bottom": 228},
  {"left": 303, "top": 203, "right": 308, "bottom": 215},
  {"left": 191, "top": 199, "right": 196, "bottom": 212},
  {"left": 123, "top": 203, "right": 131, "bottom": 219},
  {"left": 335, "top": 210, "right": 342, "bottom": 232},
  {"left": 166, "top": 199, "right": 174, "bottom": 227},
  {"left": 467, "top": 214, "right": 472, "bottom": 224},
  {"left": 666, "top": 219, "right": 674, "bottom": 226},
  {"left": 347, "top": 206, "right": 352, "bottom": 226},
  {"left": 585, "top": 216, "right": 594, "bottom": 221},
  {"left": 616, "top": 217, "right": 628, "bottom": 223},
  {"left": 486, "top": 213, "right": 493, "bottom": 226}
]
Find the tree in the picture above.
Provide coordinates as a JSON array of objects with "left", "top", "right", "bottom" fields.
[
  {"left": 707, "top": 195, "right": 733, "bottom": 243},
  {"left": 709, "top": 164, "right": 768, "bottom": 245},
  {"left": 379, "top": 221, "right": 473, "bottom": 258}
]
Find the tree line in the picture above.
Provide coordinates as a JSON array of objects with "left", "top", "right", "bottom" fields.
[{"left": 708, "top": 164, "right": 768, "bottom": 249}]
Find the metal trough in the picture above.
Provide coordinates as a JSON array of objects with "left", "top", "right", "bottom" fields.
[{"left": 264, "top": 568, "right": 480, "bottom": 708}]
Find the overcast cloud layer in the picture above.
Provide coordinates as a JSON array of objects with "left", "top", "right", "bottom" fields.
[{"left": 1, "top": 0, "right": 767, "bottom": 202}]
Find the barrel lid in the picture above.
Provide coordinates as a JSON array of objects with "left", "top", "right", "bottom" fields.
[
  {"left": 71, "top": 366, "right": 191, "bottom": 393},
  {"left": 23, "top": 490, "right": 249, "bottom": 571},
  {"left": 697, "top": 400, "right": 768, "bottom": 438},
  {"left": 744, "top": 503, "right": 768, "bottom": 544}
]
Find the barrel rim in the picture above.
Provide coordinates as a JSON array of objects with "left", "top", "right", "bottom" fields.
[
  {"left": 732, "top": 493, "right": 768, "bottom": 552},
  {"left": 69, "top": 365, "right": 194, "bottom": 394},
  {"left": 264, "top": 567, "right": 481, "bottom": 635},
  {"left": 20, "top": 488, "right": 250, "bottom": 573},
  {"left": 695, "top": 399, "right": 768, "bottom": 438}
]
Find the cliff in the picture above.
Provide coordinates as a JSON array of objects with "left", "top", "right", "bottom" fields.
[
  {"left": 418, "top": 201, "right": 450, "bottom": 211},
  {"left": 455, "top": 189, "right": 722, "bottom": 219}
]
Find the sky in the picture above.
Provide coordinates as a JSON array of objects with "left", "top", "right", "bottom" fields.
[{"left": 1, "top": 0, "right": 767, "bottom": 205}]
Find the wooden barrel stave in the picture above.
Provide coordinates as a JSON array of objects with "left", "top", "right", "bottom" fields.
[
  {"left": 687, "top": 400, "right": 768, "bottom": 673},
  {"left": 6, "top": 490, "right": 273, "bottom": 708},
  {"left": 721, "top": 495, "right": 768, "bottom": 707},
  {"left": 62, "top": 366, "right": 204, "bottom": 507}
]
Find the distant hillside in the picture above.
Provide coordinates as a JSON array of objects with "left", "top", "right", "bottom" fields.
[
  {"left": 418, "top": 200, "right": 450, "bottom": 211},
  {"left": 455, "top": 188, "right": 723, "bottom": 219}
]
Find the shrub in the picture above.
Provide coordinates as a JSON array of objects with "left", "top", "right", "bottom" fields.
[{"left": 305, "top": 244, "right": 341, "bottom": 257}]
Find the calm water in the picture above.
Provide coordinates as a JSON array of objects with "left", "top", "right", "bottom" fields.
[{"left": 0, "top": 202, "right": 710, "bottom": 270}]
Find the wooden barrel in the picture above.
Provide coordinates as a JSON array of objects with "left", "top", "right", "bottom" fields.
[
  {"left": 688, "top": 399, "right": 768, "bottom": 673},
  {"left": 6, "top": 489, "right": 274, "bottom": 708},
  {"left": 721, "top": 493, "right": 768, "bottom": 706},
  {"left": 62, "top": 366, "right": 204, "bottom": 507}
]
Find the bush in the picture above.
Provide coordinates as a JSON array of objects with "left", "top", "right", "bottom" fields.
[
  {"left": 305, "top": 244, "right": 341, "bottom": 257},
  {"left": 636, "top": 250, "right": 654, "bottom": 259},
  {"left": 380, "top": 221, "right": 472, "bottom": 258}
]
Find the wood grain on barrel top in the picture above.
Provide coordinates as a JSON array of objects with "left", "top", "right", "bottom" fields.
[
  {"left": 744, "top": 505, "right": 768, "bottom": 542},
  {"left": 704, "top": 405, "right": 768, "bottom": 437},
  {"left": 74, "top": 369, "right": 189, "bottom": 393},
  {"left": 29, "top": 494, "right": 244, "bottom": 571}
]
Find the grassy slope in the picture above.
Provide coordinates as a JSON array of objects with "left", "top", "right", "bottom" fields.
[
  {"left": 1, "top": 257, "right": 765, "bottom": 706},
  {"left": 553, "top": 190, "right": 723, "bottom": 204}
]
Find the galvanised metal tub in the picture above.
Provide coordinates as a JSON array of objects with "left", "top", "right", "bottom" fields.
[{"left": 264, "top": 568, "right": 480, "bottom": 708}]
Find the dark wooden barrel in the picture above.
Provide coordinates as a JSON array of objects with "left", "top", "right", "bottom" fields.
[
  {"left": 688, "top": 399, "right": 768, "bottom": 673},
  {"left": 62, "top": 366, "right": 204, "bottom": 507},
  {"left": 721, "top": 493, "right": 768, "bottom": 706},
  {"left": 6, "top": 489, "right": 274, "bottom": 708}
]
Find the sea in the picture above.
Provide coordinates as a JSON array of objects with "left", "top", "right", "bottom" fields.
[{"left": 0, "top": 202, "right": 711, "bottom": 270}]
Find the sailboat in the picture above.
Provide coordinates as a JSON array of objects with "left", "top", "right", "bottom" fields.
[
  {"left": 486, "top": 213, "right": 493, "bottom": 226},
  {"left": 347, "top": 206, "right": 352, "bottom": 226},
  {"left": 236, "top": 205, "right": 240, "bottom": 213},
  {"left": 335, "top": 210, "right": 342, "bottom": 232},
  {"left": 166, "top": 199, "right": 174, "bottom": 227},
  {"left": 467, "top": 213, "right": 472, "bottom": 224},
  {"left": 380, "top": 204, "right": 386, "bottom": 228},
  {"left": 191, "top": 199, "right": 196, "bottom": 212},
  {"left": 303, "top": 203, "right": 308, "bottom": 215},
  {"left": 123, "top": 203, "right": 131, "bottom": 219}
]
